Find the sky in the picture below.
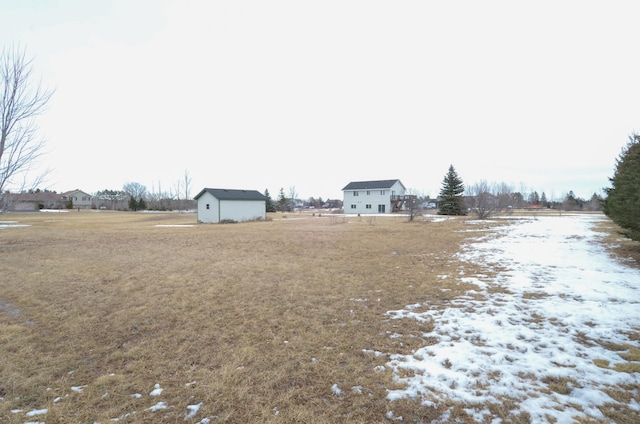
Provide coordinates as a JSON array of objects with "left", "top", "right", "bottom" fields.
[{"left": 2, "top": 0, "right": 639, "bottom": 201}]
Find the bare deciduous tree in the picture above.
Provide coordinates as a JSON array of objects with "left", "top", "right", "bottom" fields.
[
  {"left": 123, "top": 182, "right": 147, "bottom": 200},
  {"left": 183, "top": 169, "right": 192, "bottom": 201},
  {"left": 167, "top": 170, "right": 194, "bottom": 209},
  {"left": 467, "top": 180, "right": 513, "bottom": 219},
  {"left": 405, "top": 188, "right": 421, "bottom": 222},
  {"left": 172, "top": 179, "right": 182, "bottom": 202},
  {"left": 288, "top": 186, "right": 297, "bottom": 211},
  {"left": 0, "top": 46, "right": 54, "bottom": 199}
]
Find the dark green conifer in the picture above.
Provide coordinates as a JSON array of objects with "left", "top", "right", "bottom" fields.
[
  {"left": 128, "top": 196, "right": 138, "bottom": 211},
  {"left": 264, "top": 189, "right": 276, "bottom": 212},
  {"left": 438, "top": 165, "right": 466, "bottom": 216},
  {"left": 604, "top": 134, "right": 640, "bottom": 241}
]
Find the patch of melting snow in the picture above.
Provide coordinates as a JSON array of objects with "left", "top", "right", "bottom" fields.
[
  {"left": 331, "top": 383, "right": 343, "bottom": 396},
  {"left": 185, "top": 402, "right": 203, "bottom": 419},
  {"left": 0, "top": 221, "right": 30, "bottom": 228},
  {"left": 9, "top": 377, "right": 213, "bottom": 422},
  {"left": 149, "top": 383, "right": 163, "bottom": 396},
  {"left": 384, "top": 214, "right": 640, "bottom": 423},
  {"left": 148, "top": 401, "right": 167, "bottom": 411},
  {"left": 26, "top": 408, "right": 48, "bottom": 416},
  {"left": 427, "top": 216, "right": 450, "bottom": 222}
]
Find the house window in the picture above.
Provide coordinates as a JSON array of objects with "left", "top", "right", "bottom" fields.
[
  {"left": 350, "top": 204, "right": 356, "bottom": 209},
  {"left": 206, "top": 204, "right": 210, "bottom": 209},
  {"left": 353, "top": 191, "right": 359, "bottom": 196},
  {"left": 380, "top": 190, "right": 385, "bottom": 195},
  {"left": 366, "top": 190, "right": 370, "bottom": 195},
  {"left": 366, "top": 204, "right": 371, "bottom": 209}
]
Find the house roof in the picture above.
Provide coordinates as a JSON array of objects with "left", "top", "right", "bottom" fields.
[
  {"left": 62, "top": 189, "right": 91, "bottom": 198},
  {"left": 194, "top": 188, "right": 267, "bottom": 201},
  {"left": 342, "top": 179, "right": 405, "bottom": 191},
  {"left": 4, "top": 192, "right": 63, "bottom": 203}
]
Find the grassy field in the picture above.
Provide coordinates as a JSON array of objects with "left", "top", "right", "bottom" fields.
[{"left": 0, "top": 210, "right": 637, "bottom": 423}]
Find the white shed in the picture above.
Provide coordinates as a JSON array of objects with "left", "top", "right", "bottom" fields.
[{"left": 194, "top": 188, "right": 267, "bottom": 223}]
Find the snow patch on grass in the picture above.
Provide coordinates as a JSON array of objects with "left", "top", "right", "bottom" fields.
[{"left": 384, "top": 215, "right": 640, "bottom": 422}]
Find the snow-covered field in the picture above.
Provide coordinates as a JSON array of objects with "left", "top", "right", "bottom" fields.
[{"left": 385, "top": 214, "right": 640, "bottom": 423}]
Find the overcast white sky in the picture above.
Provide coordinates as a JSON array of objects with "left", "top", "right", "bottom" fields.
[{"left": 2, "top": 0, "right": 639, "bottom": 201}]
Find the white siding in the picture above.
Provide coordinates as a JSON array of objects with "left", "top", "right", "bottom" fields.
[
  {"left": 197, "top": 192, "right": 220, "bottom": 223},
  {"left": 220, "top": 200, "right": 265, "bottom": 222},
  {"left": 342, "top": 181, "right": 406, "bottom": 214},
  {"left": 197, "top": 192, "right": 266, "bottom": 223}
]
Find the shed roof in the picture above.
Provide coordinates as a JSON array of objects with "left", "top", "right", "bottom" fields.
[
  {"left": 194, "top": 188, "right": 267, "bottom": 201},
  {"left": 342, "top": 179, "right": 405, "bottom": 191}
]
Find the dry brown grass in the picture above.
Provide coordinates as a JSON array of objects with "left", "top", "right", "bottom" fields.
[
  {"left": 0, "top": 211, "right": 496, "bottom": 423},
  {"left": 1, "top": 210, "right": 638, "bottom": 423},
  {"left": 594, "top": 216, "right": 640, "bottom": 265}
]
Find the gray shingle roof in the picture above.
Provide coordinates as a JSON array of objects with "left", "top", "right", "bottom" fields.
[
  {"left": 342, "top": 179, "right": 404, "bottom": 191},
  {"left": 194, "top": 188, "right": 267, "bottom": 201}
]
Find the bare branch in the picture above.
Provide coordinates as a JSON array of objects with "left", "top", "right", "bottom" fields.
[
  {"left": 467, "top": 180, "right": 513, "bottom": 219},
  {"left": 0, "top": 45, "right": 54, "bottom": 196},
  {"left": 183, "top": 169, "right": 191, "bottom": 200}
]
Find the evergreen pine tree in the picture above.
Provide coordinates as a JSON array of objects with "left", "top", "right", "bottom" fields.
[
  {"left": 277, "top": 188, "right": 288, "bottom": 212},
  {"left": 438, "top": 165, "right": 466, "bottom": 215},
  {"left": 563, "top": 191, "right": 583, "bottom": 211},
  {"left": 264, "top": 189, "right": 276, "bottom": 212},
  {"left": 138, "top": 197, "right": 147, "bottom": 210},
  {"left": 128, "top": 195, "right": 138, "bottom": 211},
  {"left": 528, "top": 191, "right": 540, "bottom": 204},
  {"left": 604, "top": 134, "right": 640, "bottom": 241}
]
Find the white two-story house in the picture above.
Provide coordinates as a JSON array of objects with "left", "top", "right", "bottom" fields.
[{"left": 342, "top": 179, "right": 407, "bottom": 214}]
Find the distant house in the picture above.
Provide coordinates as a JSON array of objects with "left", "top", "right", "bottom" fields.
[
  {"left": 323, "top": 199, "right": 343, "bottom": 209},
  {"left": 1, "top": 189, "right": 92, "bottom": 211},
  {"left": 342, "top": 179, "right": 411, "bottom": 214},
  {"left": 194, "top": 188, "right": 267, "bottom": 223},
  {"left": 420, "top": 200, "right": 438, "bottom": 209},
  {"left": 2, "top": 191, "right": 64, "bottom": 211},
  {"left": 61, "top": 189, "right": 92, "bottom": 209}
]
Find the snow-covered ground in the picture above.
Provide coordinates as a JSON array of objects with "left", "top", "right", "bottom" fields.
[{"left": 385, "top": 214, "right": 640, "bottom": 423}]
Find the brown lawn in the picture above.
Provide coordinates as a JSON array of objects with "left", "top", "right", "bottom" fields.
[{"left": 0, "top": 210, "right": 637, "bottom": 423}]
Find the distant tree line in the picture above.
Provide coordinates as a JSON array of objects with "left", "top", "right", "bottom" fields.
[
  {"left": 262, "top": 187, "right": 342, "bottom": 213},
  {"left": 438, "top": 165, "right": 605, "bottom": 219},
  {"left": 94, "top": 170, "right": 195, "bottom": 211}
]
